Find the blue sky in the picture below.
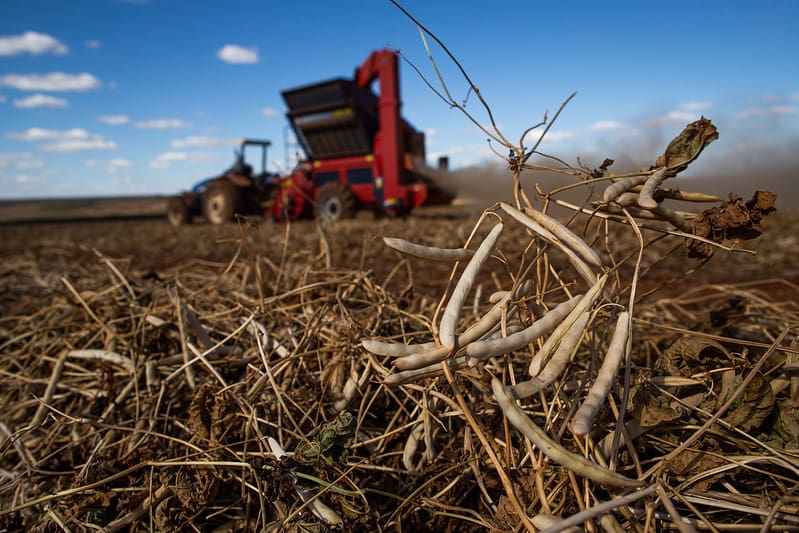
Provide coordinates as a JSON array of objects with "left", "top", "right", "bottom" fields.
[{"left": 1, "top": 0, "right": 797, "bottom": 199}]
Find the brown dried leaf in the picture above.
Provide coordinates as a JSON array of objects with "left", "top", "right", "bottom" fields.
[
  {"left": 154, "top": 495, "right": 176, "bottom": 532},
  {"left": 174, "top": 466, "right": 220, "bottom": 511},
  {"left": 711, "top": 370, "right": 775, "bottom": 432},
  {"left": 187, "top": 382, "right": 238, "bottom": 445},
  {"left": 659, "top": 335, "right": 730, "bottom": 376},
  {"left": 661, "top": 336, "right": 774, "bottom": 432},
  {"left": 187, "top": 383, "right": 214, "bottom": 441},
  {"left": 591, "top": 158, "right": 615, "bottom": 179},
  {"left": 494, "top": 495, "right": 518, "bottom": 528},
  {"left": 210, "top": 388, "right": 237, "bottom": 443},
  {"left": 667, "top": 447, "right": 727, "bottom": 491},
  {"left": 656, "top": 117, "right": 719, "bottom": 174},
  {"left": 630, "top": 383, "right": 683, "bottom": 427},
  {"left": 687, "top": 190, "right": 777, "bottom": 259},
  {"left": 773, "top": 400, "right": 799, "bottom": 448}
]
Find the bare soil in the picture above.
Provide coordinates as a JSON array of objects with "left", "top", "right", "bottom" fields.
[{"left": 0, "top": 196, "right": 169, "bottom": 224}]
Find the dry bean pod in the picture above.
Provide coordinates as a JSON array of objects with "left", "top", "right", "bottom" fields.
[
  {"left": 613, "top": 192, "right": 639, "bottom": 207},
  {"left": 531, "top": 514, "right": 583, "bottom": 533},
  {"left": 439, "top": 222, "right": 504, "bottom": 350},
  {"left": 396, "top": 280, "right": 524, "bottom": 371},
  {"left": 492, "top": 378, "right": 643, "bottom": 488},
  {"left": 529, "top": 274, "right": 607, "bottom": 376},
  {"left": 384, "top": 355, "right": 469, "bottom": 386},
  {"left": 522, "top": 206, "right": 603, "bottom": 268},
  {"left": 499, "top": 202, "right": 598, "bottom": 285},
  {"left": 464, "top": 296, "right": 581, "bottom": 362},
  {"left": 572, "top": 312, "right": 630, "bottom": 435},
  {"left": 361, "top": 339, "right": 436, "bottom": 357},
  {"left": 513, "top": 312, "right": 590, "bottom": 398},
  {"left": 649, "top": 204, "right": 693, "bottom": 232},
  {"left": 602, "top": 175, "right": 648, "bottom": 203},
  {"left": 637, "top": 167, "right": 667, "bottom": 209},
  {"left": 381, "top": 236, "right": 475, "bottom": 262}
]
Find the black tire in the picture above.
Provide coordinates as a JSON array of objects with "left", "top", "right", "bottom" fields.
[
  {"left": 202, "top": 180, "right": 240, "bottom": 224},
  {"left": 315, "top": 182, "right": 356, "bottom": 221},
  {"left": 166, "top": 196, "right": 192, "bottom": 227}
]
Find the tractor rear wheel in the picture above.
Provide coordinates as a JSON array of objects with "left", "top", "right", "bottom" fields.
[
  {"left": 202, "top": 180, "right": 240, "bottom": 224},
  {"left": 315, "top": 182, "right": 356, "bottom": 222},
  {"left": 166, "top": 196, "right": 192, "bottom": 227}
]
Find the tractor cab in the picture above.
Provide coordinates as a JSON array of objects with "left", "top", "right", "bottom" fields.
[
  {"left": 166, "top": 138, "right": 278, "bottom": 226},
  {"left": 225, "top": 139, "right": 276, "bottom": 189}
]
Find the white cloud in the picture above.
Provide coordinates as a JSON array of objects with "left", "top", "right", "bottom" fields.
[
  {"left": 589, "top": 120, "right": 626, "bottom": 131},
  {"left": 518, "top": 127, "right": 574, "bottom": 146},
  {"left": 6, "top": 127, "right": 92, "bottom": 142},
  {"left": 5, "top": 127, "right": 116, "bottom": 152},
  {"left": 186, "top": 152, "right": 217, "bottom": 164},
  {"left": 425, "top": 128, "right": 438, "bottom": 136},
  {"left": 171, "top": 135, "right": 228, "bottom": 148},
  {"left": 42, "top": 138, "right": 117, "bottom": 152},
  {"left": 135, "top": 118, "right": 192, "bottom": 129},
  {"left": 85, "top": 158, "right": 132, "bottom": 174},
  {"left": 14, "top": 174, "right": 35, "bottom": 183},
  {"left": 0, "top": 152, "right": 44, "bottom": 170},
  {"left": 260, "top": 107, "right": 279, "bottom": 117},
  {"left": 85, "top": 40, "right": 101, "bottom": 49},
  {"left": 680, "top": 101, "right": 713, "bottom": 111},
  {"left": 0, "top": 72, "right": 101, "bottom": 91},
  {"left": 217, "top": 44, "right": 259, "bottom": 64},
  {"left": 433, "top": 143, "right": 493, "bottom": 158},
  {"left": 537, "top": 130, "right": 575, "bottom": 143},
  {"left": 735, "top": 105, "right": 797, "bottom": 118},
  {"left": 150, "top": 151, "right": 188, "bottom": 169},
  {"left": 13, "top": 93, "right": 68, "bottom": 108},
  {"left": 149, "top": 150, "right": 218, "bottom": 168},
  {"left": 98, "top": 114, "right": 129, "bottom": 125},
  {"left": 0, "top": 31, "right": 68, "bottom": 56},
  {"left": 648, "top": 110, "right": 698, "bottom": 125}
]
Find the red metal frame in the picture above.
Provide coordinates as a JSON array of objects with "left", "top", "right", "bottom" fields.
[
  {"left": 270, "top": 49, "right": 433, "bottom": 220},
  {"left": 355, "top": 49, "right": 407, "bottom": 210}
]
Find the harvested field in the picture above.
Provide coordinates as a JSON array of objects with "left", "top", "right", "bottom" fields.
[{"left": 1, "top": 197, "right": 798, "bottom": 531}]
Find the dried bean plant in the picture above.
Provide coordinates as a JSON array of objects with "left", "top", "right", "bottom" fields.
[{"left": 1, "top": 3, "right": 797, "bottom": 532}]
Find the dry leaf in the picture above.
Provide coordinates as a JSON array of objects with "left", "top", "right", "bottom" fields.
[
  {"left": 687, "top": 190, "right": 777, "bottom": 259},
  {"left": 659, "top": 335, "right": 730, "bottom": 377},
  {"left": 706, "top": 370, "right": 775, "bottom": 432},
  {"left": 656, "top": 117, "right": 719, "bottom": 174},
  {"left": 630, "top": 383, "right": 683, "bottom": 427},
  {"left": 667, "top": 447, "right": 727, "bottom": 491}
]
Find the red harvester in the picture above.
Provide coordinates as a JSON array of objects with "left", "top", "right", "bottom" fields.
[{"left": 167, "top": 49, "right": 454, "bottom": 226}]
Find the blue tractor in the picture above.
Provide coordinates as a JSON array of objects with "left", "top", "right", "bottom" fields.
[{"left": 166, "top": 139, "right": 278, "bottom": 226}]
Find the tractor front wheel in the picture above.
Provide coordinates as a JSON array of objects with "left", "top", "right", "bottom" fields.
[
  {"left": 202, "top": 181, "right": 240, "bottom": 224},
  {"left": 315, "top": 182, "right": 356, "bottom": 222},
  {"left": 166, "top": 196, "right": 192, "bottom": 227}
]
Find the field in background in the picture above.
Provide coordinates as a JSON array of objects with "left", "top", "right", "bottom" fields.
[{"left": 0, "top": 196, "right": 169, "bottom": 224}]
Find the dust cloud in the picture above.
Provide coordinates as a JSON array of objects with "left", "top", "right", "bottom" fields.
[{"left": 447, "top": 137, "right": 798, "bottom": 212}]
